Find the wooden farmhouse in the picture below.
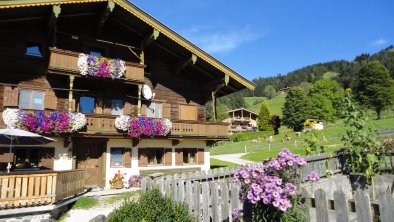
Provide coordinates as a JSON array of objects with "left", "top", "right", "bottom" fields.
[
  {"left": 224, "top": 108, "right": 258, "bottom": 133},
  {"left": 0, "top": 0, "right": 255, "bottom": 207}
]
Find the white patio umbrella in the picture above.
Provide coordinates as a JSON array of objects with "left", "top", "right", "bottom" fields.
[{"left": 0, "top": 128, "right": 56, "bottom": 173}]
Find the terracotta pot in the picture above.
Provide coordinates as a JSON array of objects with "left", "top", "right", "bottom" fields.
[{"left": 111, "top": 180, "right": 124, "bottom": 189}]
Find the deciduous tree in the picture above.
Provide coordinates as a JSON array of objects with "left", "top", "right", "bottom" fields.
[{"left": 355, "top": 61, "right": 394, "bottom": 119}]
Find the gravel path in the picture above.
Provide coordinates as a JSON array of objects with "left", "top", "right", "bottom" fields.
[{"left": 211, "top": 153, "right": 254, "bottom": 165}]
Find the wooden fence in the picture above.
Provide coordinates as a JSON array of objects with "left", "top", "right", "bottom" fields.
[
  {"left": 141, "top": 177, "right": 394, "bottom": 222},
  {"left": 304, "top": 188, "right": 394, "bottom": 222},
  {"left": 142, "top": 177, "right": 240, "bottom": 222},
  {"left": 0, "top": 170, "right": 86, "bottom": 209}
]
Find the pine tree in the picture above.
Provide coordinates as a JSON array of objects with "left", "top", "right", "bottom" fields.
[
  {"left": 257, "top": 100, "right": 273, "bottom": 132},
  {"left": 282, "top": 87, "right": 311, "bottom": 131}
]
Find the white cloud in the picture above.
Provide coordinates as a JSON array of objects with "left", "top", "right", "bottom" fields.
[
  {"left": 372, "top": 38, "right": 388, "bottom": 46},
  {"left": 181, "top": 26, "right": 263, "bottom": 54}
]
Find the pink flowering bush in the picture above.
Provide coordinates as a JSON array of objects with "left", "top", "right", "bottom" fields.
[{"left": 233, "top": 148, "right": 309, "bottom": 221}]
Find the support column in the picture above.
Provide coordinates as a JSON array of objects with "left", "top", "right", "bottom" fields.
[
  {"left": 68, "top": 75, "right": 75, "bottom": 112},
  {"left": 211, "top": 91, "right": 217, "bottom": 121},
  {"left": 172, "top": 147, "right": 176, "bottom": 167},
  {"left": 137, "top": 84, "right": 142, "bottom": 116}
]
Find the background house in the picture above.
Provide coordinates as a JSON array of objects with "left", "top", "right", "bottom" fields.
[{"left": 224, "top": 108, "right": 258, "bottom": 133}]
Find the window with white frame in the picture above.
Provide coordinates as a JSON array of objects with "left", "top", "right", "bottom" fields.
[
  {"left": 111, "top": 99, "right": 124, "bottom": 115},
  {"left": 146, "top": 103, "right": 162, "bottom": 118},
  {"left": 19, "top": 90, "right": 44, "bottom": 110}
]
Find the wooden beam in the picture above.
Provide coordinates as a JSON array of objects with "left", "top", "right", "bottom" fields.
[
  {"left": 190, "top": 65, "right": 215, "bottom": 78},
  {"left": 142, "top": 29, "right": 160, "bottom": 49},
  {"left": 173, "top": 54, "right": 198, "bottom": 76},
  {"left": 97, "top": 0, "right": 115, "bottom": 34},
  {"left": 111, "top": 17, "right": 143, "bottom": 37},
  {"left": 48, "top": 5, "right": 61, "bottom": 46}
]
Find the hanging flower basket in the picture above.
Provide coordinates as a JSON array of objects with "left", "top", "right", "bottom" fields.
[
  {"left": 2, "top": 108, "right": 86, "bottom": 135},
  {"left": 77, "top": 53, "right": 126, "bottom": 79},
  {"left": 114, "top": 115, "right": 172, "bottom": 138}
]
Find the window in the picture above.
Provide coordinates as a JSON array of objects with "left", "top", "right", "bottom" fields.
[
  {"left": 183, "top": 148, "right": 197, "bottom": 164},
  {"left": 89, "top": 48, "right": 105, "bottom": 57},
  {"left": 110, "top": 148, "right": 124, "bottom": 167},
  {"left": 147, "top": 103, "right": 162, "bottom": 118},
  {"left": 26, "top": 43, "right": 42, "bottom": 57},
  {"left": 147, "top": 149, "right": 163, "bottom": 165},
  {"left": 19, "top": 90, "right": 44, "bottom": 110},
  {"left": 111, "top": 99, "right": 124, "bottom": 115},
  {"left": 79, "top": 96, "right": 95, "bottom": 113}
]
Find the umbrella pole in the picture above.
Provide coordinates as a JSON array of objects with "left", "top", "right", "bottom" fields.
[{"left": 7, "top": 136, "right": 13, "bottom": 173}]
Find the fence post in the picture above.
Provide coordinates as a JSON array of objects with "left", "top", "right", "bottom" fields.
[
  {"left": 141, "top": 177, "right": 147, "bottom": 192},
  {"left": 354, "top": 190, "right": 373, "bottom": 222},
  {"left": 185, "top": 180, "right": 193, "bottom": 213},
  {"left": 334, "top": 190, "right": 350, "bottom": 222},
  {"left": 231, "top": 184, "right": 240, "bottom": 222},
  {"left": 221, "top": 182, "right": 229, "bottom": 222},
  {"left": 147, "top": 177, "right": 153, "bottom": 191},
  {"left": 157, "top": 178, "right": 164, "bottom": 195},
  {"left": 172, "top": 180, "right": 178, "bottom": 203},
  {"left": 211, "top": 182, "right": 221, "bottom": 222},
  {"left": 178, "top": 180, "right": 185, "bottom": 203},
  {"left": 378, "top": 192, "right": 394, "bottom": 222},
  {"left": 314, "top": 189, "right": 329, "bottom": 222},
  {"left": 194, "top": 181, "right": 201, "bottom": 221},
  {"left": 165, "top": 178, "right": 172, "bottom": 197},
  {"left": 202, "top": 181, "right": 210, "bottom": 222}
]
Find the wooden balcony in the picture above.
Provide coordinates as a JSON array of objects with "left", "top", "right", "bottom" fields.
[
  {"left": 85, "top": 116, "right": 229, "bottom": 138},
  {"left": 0, "top": 170, "right": 85, "bottom": 209},
  {"left": 48, "top": 48, "right": 145, "bottom": 82},
  {"left": 171, "top": 121, "right": 229, "bottom": 138}
]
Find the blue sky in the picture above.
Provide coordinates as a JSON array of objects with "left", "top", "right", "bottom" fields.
[{"left": 132, "top": 0, "right": 394, "bottom": 80}]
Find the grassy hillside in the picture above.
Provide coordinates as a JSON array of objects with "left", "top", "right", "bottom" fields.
[{"left": 245, "top": 93, "right": 287, "bottom": 117}]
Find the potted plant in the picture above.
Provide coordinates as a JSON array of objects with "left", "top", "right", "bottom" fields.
[
  {"left": 129, "top": 175, "right": 143, "bottom": 187},
  {"left": 109, "top": 170, "right": 125, "bottom": 189}
]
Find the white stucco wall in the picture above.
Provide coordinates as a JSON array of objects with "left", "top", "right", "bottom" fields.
[
  {"left": 52, "top": 138, "right": 73, "bottom": 171},
  {"left": 104, "top": 138, "right": 209, "bottom": 188}
]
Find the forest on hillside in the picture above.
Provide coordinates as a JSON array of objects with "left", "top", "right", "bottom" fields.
[
  {"left": 244, "top": 45, "right": 394, "bottom": 98},
  {"left": 205, "top": 45, "right": 394, "bottom": 121}
]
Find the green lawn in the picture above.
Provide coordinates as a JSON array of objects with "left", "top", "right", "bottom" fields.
[
  {"left": 211, "top": 118, "right": 394, "bottom": 162},
  {"left": 245, "top": 93, "right": 287, "bottom": 117},
  {"left": 210, "top": 158, "right": 238, "bottom": 169}
]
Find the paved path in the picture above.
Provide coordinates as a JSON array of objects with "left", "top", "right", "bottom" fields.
[
  {"left": 211, "top": 153, "right": 254, "bottom": 165},
  {"left": 65, "top": 188, "right": 140, "bottom": 222}
]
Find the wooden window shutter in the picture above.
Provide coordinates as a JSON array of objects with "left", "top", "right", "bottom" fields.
[
  {"left": 179, "top": 105, "right": 197, "bottom": 121},
  {"left": 124, "top": 102, "right": 132, "bottom": 115},
  {"left": 162, "top": 103, "right": 172, "bottom": 118},
  {"left": 38, "top": 148, "right": 55, "bottom": 170},
  {"left": 44, "top": 90, "right": 57, "bottom": 110},
  {"left": 197, "top": 148, "right": 204, "bottom": 165},
  {"left": 164, "top": 148, "right": 172, "bottom": 166},
  {"left": 0, "top": 148, "right": 13, "bottom": 169},
  {"left": 3, "top": 86, "right": 19, "bottom": 107},
  {"left": 175, "top": 148, "right": 183, "bottom": 166},
  {"left": 138, "top": 149, "right": 148, "bottom": 167},
  {"left": 124, "top": 148, "right": 132, "bottom": 168}
]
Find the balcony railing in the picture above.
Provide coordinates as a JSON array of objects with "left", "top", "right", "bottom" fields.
[
  {"left": 48, "top": 48, "right": 145, "bottom": 82},
  {"left": 0, "top": 170, "right": 85, "bottom": 209},
  {"left": 0, "top": 111, "right": 228, "bottom": 138},
  {"left": 85, "top": 116, "right": 228, "bottom": 138},
  {"left": 171, "top": 120, "right": 228, "bottom": 138}
]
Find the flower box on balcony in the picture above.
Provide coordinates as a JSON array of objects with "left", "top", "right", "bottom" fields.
[{"left": 48, "top": 48, "right": 145, "bottom": 82}]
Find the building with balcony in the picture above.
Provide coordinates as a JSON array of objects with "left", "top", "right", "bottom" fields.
[
  {"left": 0, "top": 0, "right": 255, "bottom": 195},
  {"left": 224, "top": 108, "right": 258, "bottom": 133}
]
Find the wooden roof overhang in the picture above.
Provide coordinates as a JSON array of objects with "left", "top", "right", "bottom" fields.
[{"left": 0, "top": 0, "right": 255, "bottom": 98}]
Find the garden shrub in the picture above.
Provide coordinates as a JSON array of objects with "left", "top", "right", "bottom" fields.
[{"left": 107, "top": 188, "right": 193, "bottom": 222}]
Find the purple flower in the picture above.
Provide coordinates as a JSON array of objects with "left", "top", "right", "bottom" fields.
[
  {"left": 307, "top": 171, "right": 320, "bottom": 183},
  {"left": 232, "top": 209, "right": 243, "bottom": 221}
]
